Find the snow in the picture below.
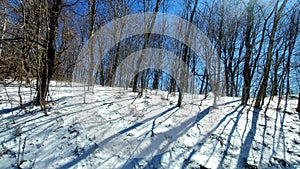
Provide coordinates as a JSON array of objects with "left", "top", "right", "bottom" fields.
[{"left": 0, "top": 81, "right": 299, "bottom": 169}]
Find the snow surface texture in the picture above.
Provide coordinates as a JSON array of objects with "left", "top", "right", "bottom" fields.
[{"left": 0, "top": 82, "right": 299, "bottom": 169}]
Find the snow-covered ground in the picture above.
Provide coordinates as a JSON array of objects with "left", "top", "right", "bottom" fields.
[{"left": 0, "top": 82, "right": 299, "bottom": 169}]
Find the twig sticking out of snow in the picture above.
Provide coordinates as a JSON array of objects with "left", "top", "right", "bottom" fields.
[{"left": 16, "top": 136, "right": 27, "bottom": 168}]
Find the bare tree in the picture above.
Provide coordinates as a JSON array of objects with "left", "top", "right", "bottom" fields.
[
  {"left": 0, "top": 1, "right": 7, "bottom": 60},
  {"left": 254, "top": 0, "right": 288, "bottom": 109},
  {"left": 177, "top": 0, "right": 198, "bottom": 107},
  {"left": 37, "top": 0, "right": 62, "bottom": 115},
  {"left": 241, "top": 0, "right": 256, "bottom": 105},
  {"left": 87, "top": 0, "right": 96, "bottom": 90},
  {"left": 132, "top": 0, "right": 162, "bottom": 95}
]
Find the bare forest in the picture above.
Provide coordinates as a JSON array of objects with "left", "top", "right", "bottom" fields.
[{"left": 0, "top": 0, "right": 300, "bottom": 168}]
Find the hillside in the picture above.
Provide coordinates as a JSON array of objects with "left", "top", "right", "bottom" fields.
[{"left": 0, "top": 82, "right": 299, "bottom": 169}]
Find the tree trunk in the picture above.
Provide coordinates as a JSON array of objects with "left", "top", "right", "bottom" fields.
[
  {"left": 241, "top": 0, "right": 254, "bottom": 105},
  {"left": 132, "top": 0, "right": 161, "bottom": 94},
  {"left": 37, "top": 0, "right": 62, "bottom": 115},
  {"left": 0, "top": 3, "right": 7, "bottom": 58},
  {"left": 87, "top": 0, "right": 96, "bottom": 89},
  {"left": 285, "top": 10, "right": 299, "bottom": 102},
  {"left": 153, "top": 70, "right": 160, "bottom": 90},
  {"left": 254, "top": 0, "right": 287, "bottom": 109},
  {"left": 177, "top": 0, "right": 198, "bottom": 107},
  {"left": 297, "top": 93, "right": 300, "bottom": 112}
]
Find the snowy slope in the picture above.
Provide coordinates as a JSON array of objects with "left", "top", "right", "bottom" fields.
[{"left": 0, "top": 82, "right": 299, "bottom": 169}]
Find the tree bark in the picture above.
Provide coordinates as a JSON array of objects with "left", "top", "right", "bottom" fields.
[
  {"left": 297, "top": 93, "right": 300, "bottom": 112},
  {"left": 177, "top": 0, "right": 198, "bottom": 107},
  {"left": 87, "top": 0, "right": 96, "bottom": 89},
  {"left": 37, "top": 0, "right": 62, "bottom": 115},
  {"left": 254, "top": 0, "right": 287, "bottom": 109},
  {"left": 241, "top": 0, "right": 254, "bottom": 105}
]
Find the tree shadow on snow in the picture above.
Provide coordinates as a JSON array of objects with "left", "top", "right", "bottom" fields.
[
  {"left": 235, "top": 107, "right": 260, "bottom": 168},
  {"left": 269, "top": 102, "right": 288, "bottom": 165},
  {"left": 58, "top": 106, "right": 179, "bottom": 169},
  {"left": 57, "top": 99, "right": 264, "bottom": 169},
  {"left": 120, "top": 106, "right": 212, "bottom": 169},
  {"left": 181, "top": 105, "right": 244, "bottom": 169},
  {"left": 0, "top": 101, "right": 33, "bottom": 115},
  {"left": 216, "top": 106, "right": 245, "bottom": 168}
]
